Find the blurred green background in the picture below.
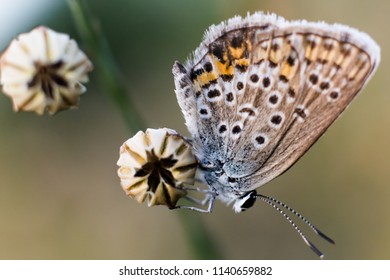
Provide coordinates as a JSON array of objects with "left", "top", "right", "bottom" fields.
[{"left": 0, "top": 0, "right": 389, "bottom": 259}]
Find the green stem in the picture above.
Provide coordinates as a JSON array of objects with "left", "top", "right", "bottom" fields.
[
  {"left": 177, "top": 212, "right": 222, "bottom": 259},
  {"left": 67, "top": 0, "right": 222, "bottom": 259},
  {"left": 67, "top": 0, "right": 143, "bottom": 132}
]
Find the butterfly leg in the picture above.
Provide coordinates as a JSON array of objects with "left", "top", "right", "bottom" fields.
[
  {"left": 180, "top": 185, "right": 211, "bottom": 194},
  {"left": 171, "top": 193, "right": 216, "bottom": 213},
  {"left": 184, "top": 191, "right": 214, "bottom": 206}
]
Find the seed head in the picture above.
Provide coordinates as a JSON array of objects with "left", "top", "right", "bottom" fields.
[
  {"left": 117, "top": 128, "right": 198, "bottom": 208},
  {"left": 0, "top": 26, "right": 93, "bottom": 115}
]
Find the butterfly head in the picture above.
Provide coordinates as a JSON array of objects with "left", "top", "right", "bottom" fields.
[
  {"left": 232, "top": 190, "right": 257, "bottom": 213},
  {"left": 198, "top": 158, "right": 255, "bottom": 212},
  {"left": 198, "top": 157, "right": 243, "bottom": 189}
]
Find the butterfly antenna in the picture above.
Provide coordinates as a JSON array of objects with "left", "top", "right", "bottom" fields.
[
  {"left": 257, "top": 194, "right": 335, "bottom": 245},
  {"left": 256, "top": 195, "right": 325, "bottom": 258}
]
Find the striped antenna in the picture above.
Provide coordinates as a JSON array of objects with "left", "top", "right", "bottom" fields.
[{"left": 257, "top": 194, "right": 335, "bottom": 258}]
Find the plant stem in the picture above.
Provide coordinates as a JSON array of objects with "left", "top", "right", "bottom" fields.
[
  {"left": 177, "top": 212, "right": 222, "bottom": 259},
  {"left": 67, "top": 0, "right": 143, "bottom": 132},
  {"left": 67, "top": 0, "right": 222, "bottom": 259}
]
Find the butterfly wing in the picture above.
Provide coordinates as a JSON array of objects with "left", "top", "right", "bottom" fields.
[
  {"left": 173, "top": 12, "right": 380, "bottom": 190},
  {"left": 245, "top": 22, "right": 380, "bottom": 188}
]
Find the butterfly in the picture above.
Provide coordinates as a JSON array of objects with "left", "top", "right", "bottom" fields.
[{"left": 171, "top": 12, "right": 380, "bottom": 257}]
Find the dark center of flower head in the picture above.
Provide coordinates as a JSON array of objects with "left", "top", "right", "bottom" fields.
[
  {"left": 133, "top": 149, "right": 178, "bottom": 193},
  {"left": 27, "top": 60, "right": 68, "bottom": 99}
]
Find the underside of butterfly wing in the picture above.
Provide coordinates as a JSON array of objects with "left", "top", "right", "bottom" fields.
[{"left": 173, "top": 12, "right": 380, "bottom": 192}]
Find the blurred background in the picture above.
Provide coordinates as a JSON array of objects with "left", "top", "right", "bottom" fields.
[{"left": 0, "top": 0, "right": 388, "bottom": 259}]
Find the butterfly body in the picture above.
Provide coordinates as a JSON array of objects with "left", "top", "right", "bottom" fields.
[{"left": 173, "top": 12, "right": 380, "bottom": 213}]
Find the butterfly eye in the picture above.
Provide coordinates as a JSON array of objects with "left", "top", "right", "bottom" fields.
[{"left": 233, "top": 190, "right": 257, "bottom": 213}]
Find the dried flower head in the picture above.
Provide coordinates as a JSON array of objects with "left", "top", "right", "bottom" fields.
[
  {"left": 117, "top": 128, "right": 198, "bottom": 208},
  {"left": 0, "top": 26, "right": 93, "bottom": 115}
]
